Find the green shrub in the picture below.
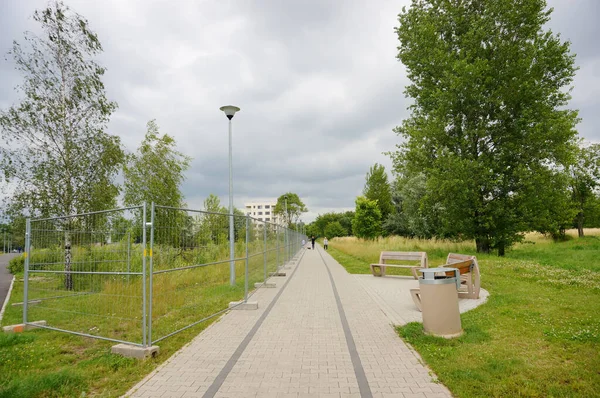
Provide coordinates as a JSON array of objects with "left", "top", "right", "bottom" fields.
[{"left": 7, "top": 256, "right": 24, "bottom": 274}]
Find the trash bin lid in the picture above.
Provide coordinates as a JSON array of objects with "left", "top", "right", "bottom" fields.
[
  {"left": 418, "top": 267, "right": 458, "bottom": 279},
  {"left": 418, "top": 267, "right": 461, "bottom": 289}
]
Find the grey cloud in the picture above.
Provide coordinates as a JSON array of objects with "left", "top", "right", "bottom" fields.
[{"left": 1, "top": 0, "right": 598, "bottom": 223}]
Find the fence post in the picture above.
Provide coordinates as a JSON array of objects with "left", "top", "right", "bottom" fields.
[
  {"left": 127, "top": 231, "right": 131, "bottom": 276},
  {"left": 263, "top": 222, "right": 267, "bottom": 282},
  {"left": 244, "top": 216, "right": 249, "bottom": 302},
  {"left": 23, "top": 218, "right": 31, "bottom": 324},
  {"left": 148, "top": 202, "right": 155, "bottom": 346},
  {"left": 142, "top": 202, "right": 147, "bottom": 348},
  {"left": 276, "top": 225, "right": 280, "bottom": 270}
]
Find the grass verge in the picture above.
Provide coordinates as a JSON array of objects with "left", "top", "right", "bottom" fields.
[{"left": 328, "top": 232, "right": 600, "bottom": 398}]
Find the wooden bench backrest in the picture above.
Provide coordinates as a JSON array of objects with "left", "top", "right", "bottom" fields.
[
  {"left": 443, "top": 259, "right": 473, "bottom": 276},
  {"left": 380, "top": 251, "right": 427, "bottom": 266},
  {"left": 446, "top": 253, "right": 479, "bottom": 275}
]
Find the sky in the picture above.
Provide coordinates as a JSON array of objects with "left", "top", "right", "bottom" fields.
[{"left": 0, "top": 0, "right": 598, "bottom": 223}]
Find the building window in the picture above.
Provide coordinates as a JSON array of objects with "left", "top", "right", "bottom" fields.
[
  {"left": 246, "top": 205, "right": 251, "bottom": 209},
  {"left": 265, "top": 211, "right": 270, "bottom": 215},
  {"left": 258, "top": 205, "right": 262, "bottom": 209},
  {"left": 265, "top": 205, "right": 270, "bottom": 209},
  {"left": 258, "top": 212, "right": 263, "bottom": 215},
  {"left": 266, "top": 217, "right": 270, "bottom": 221},
  {"left": 258, "top": 218, "right": 263, "bottom": 221}
]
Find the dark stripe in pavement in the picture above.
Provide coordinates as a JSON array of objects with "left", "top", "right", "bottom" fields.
[
  {"left": 203, "top": 250, "right": 306, "bottom": 398},
  {"left": 318, "top": 248, "right": 373, "bottom": 398}
]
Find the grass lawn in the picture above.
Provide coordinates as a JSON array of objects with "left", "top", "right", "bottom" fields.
[{"left": 328, "top": 231, "right": 600, "bottom": 398}]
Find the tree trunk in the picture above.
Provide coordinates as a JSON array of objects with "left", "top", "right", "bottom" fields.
[
  {"left": 64, "top": 232, "right": 73, "bottom": 291},
  {"left": 576, "top": 211, "right": 584, "bottom": 237},
  {"left": 498, "top": 242, "right": 505, "bottom": 257},
  {"left": 476, "top": 237, "right": 491, "bottom": 254}
]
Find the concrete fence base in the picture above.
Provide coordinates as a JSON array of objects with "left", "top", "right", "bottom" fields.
[
  {"left": 3, "top": 320, "right": 47, "bottom": 333},
  {"left": 112, "top": 343, "right": 159, "bottom": 359}
]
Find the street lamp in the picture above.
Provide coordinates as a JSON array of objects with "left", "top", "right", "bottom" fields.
[{"left": 220, "top": 105, "right": 241, "bottom": 286}]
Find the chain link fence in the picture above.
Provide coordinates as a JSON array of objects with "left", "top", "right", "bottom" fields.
[{"left": 22, "top": 203, "right": 305, "bottom": 347}]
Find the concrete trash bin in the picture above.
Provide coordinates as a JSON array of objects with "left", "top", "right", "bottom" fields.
[{"left": 418, "top": 267, "right": 463, "bottom": 338}]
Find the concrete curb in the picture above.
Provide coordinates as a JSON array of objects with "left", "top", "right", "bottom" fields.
[{"left": 0, "top": 275, "right": 15, "bottom": 323}]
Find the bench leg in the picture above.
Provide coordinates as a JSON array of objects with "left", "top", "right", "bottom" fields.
[
  {"left": 410, "top": 289, "right": 422, "bottom": 312},
  {"left": 410, "top": 267, "right": 420, "bottom": 280},
  {"left": 370, "top": 265, "right": 386, "bottom": 277}
]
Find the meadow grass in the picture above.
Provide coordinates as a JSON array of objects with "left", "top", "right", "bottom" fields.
[{"left": 328, "top": 230, "right": 600, "bottom": 397}]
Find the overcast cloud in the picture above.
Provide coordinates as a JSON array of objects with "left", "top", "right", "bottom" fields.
[{"left": 1, "top": 0, "right": 598, "bottom": 222}]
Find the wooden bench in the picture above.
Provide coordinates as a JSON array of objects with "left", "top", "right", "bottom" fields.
[
  {"left": 410, "top": 253, "right": 481, "bottom": 311},
  {"left": 444, "top": 253, "right": 480, "bottom": 299},
  {"left": 370, "top": 251, "right": 428, "bottom": 280}
]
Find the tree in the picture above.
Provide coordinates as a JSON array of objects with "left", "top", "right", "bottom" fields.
[
  {"left": 324, "top": 221, "right": 346, "bottom": 239},
  {"left": 393, "top": 0, "right": 580, "bottom": 255},
  {"left": 569, "top": 143, "right": 600, "bottom": 237},
  {"left": 352, "top": 196, "right": 381, "bottom": 240},
  {"left": 273, "top": 193, "right": 308, "bottom": 227},
  {"left": 0, "top": 1, "right": 125, "bottom": 289},
  {"left": 384, "top": 173, "right": 439, "bottom": 238},
  {"left": 363, "top": 163, "right": 394, "bottom": 223},
  {"left": 0, "top": 1, "right": 124, "bottom": 218},
  {"left": 123, "top": 120, "right": 191, "bottom": 208}
]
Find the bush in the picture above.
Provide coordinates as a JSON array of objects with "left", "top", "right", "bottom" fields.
[{"left": 8, "top": 255, "right": 24, "bottom": 274}]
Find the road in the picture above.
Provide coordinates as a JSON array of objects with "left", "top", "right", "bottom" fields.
[{"left": 0, "top": 253, "right": 19, "bottom": 315}]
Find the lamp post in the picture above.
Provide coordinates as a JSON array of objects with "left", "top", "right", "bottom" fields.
[{"left": 220, "top": 105, "right": 241, "bottom": 286}]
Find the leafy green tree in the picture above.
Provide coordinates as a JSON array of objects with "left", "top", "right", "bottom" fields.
[
  {"left": 363, "top": 163, "right": 394, "bottom": 223},
  {"left": 0, "top": 1, "right": 125, "bottom": 289},
  {"left": 569, "top": 143, "right": 600, "bottom": 237},
  {"left": 352, "top": 196, "right": 381, "bottom": 240},
  {"left": 338, "top": 211, "right": 355, "bottom": 236},
  {"left": 393, "top": 0, "right": 580, "bottom": 255},
  {"left": 274, "top": 193, "right": 308, "bottom": 227},
  {"left": 197, "top": 194, "right": 228, "bottom": 245},
  {"left": 312, "top": 211, "right": 355, "bottom": 237},
  {"left": 123, "top": 120, "right": 191, "bottom": 247},
  {"left": 324, "top": 221, "right": 346, "bottom": 239},
  {"left": 123, "top": 120, "right": 191, "bottom": 208},
  {"left": 384, "top": 173, "right": 439, "bottom": 238},
  {"left": 0, "top": 1, "right": 124, "bottom": 218}
]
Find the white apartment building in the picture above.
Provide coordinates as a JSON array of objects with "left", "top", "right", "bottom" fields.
[{"left": 244, "top": 201, "right": 282, "bottom": 225}]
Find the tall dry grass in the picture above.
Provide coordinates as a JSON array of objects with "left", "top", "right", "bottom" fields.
[{"left": 331, "top": 236, "right": 476, "bottom": 265}]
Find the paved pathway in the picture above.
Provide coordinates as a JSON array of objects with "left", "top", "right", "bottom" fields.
[
  {"left": 0, "top": 253, "right": 19, "bottom": 319},
  {"left": 124, "top": 247, "right": 452, "bottom": 398}
]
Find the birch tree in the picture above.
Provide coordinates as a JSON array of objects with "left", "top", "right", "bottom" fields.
[{"left": 0, "top": 1, "right": 124, "bottom": 289}]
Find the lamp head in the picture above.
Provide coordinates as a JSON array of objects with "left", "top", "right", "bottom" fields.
[{"left": 220, "top": 105, "right": 240, "bottom": 120}]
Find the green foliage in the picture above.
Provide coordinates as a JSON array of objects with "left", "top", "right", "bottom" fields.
[
  {"left": 570, "top": 143, "right": 600, "bottom": 236},
  {"left": 363, "top": 163, "right": 394, "bottom": 223},
  {"left": 352, "top": 196, "right": 381, "bottom": 240},
  {"left": 324, "top": 221, "right": 346, "bottom": 238},
  {"left": 0, "top": 1, "right": 125, "bottom": 218},
  {"left": 384, "top": 173, "right": 439, "bottom": 238},
  {"left": 393, "top": 0, "right": 580, "bottom": 255},
  {"left": 310, "top": 211, "right": 354, "bottom": 237},
  {"left": 7, "top": 255, "right": 24, "bottom": 274},
  {"left": 273, "top": 193, "right": 308, "bottom": 227},
  {"left": 123, "top": 120, "right": 191, "bottom": 208}
]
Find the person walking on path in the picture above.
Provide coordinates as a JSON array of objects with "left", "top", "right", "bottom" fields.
[
  {"left": 323, "top": 237, "right": 328, "bottom": 250},
  {"left": 301, "top": 238, "right": 306, "bottom": 248},
  {"left": 311, "top": 236, "right": 316, "bottom": 250}
]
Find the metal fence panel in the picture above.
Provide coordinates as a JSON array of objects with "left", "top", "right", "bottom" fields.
[
  {"left": 24, "top": 206, "right": 146, "bottom": 346},
  {"left": 22, "top": 203, "right": 307, "bottom": 347}
]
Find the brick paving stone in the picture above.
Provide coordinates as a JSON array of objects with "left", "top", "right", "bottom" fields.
[{"left": 123, "top": 248, "right": 453, "bottom": 397}]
